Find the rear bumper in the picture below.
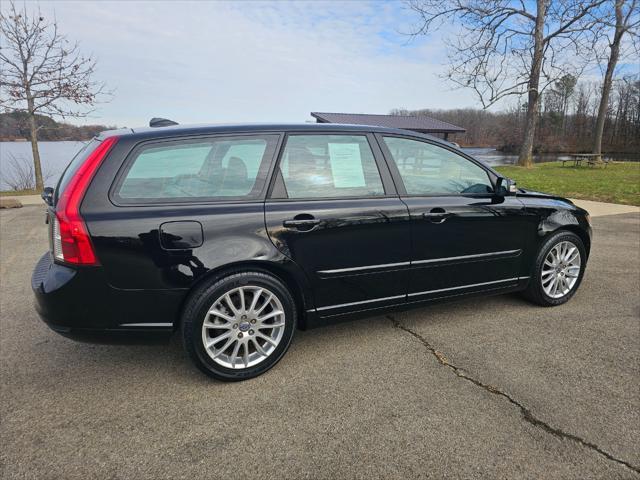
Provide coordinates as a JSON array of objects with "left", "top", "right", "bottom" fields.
[{"left": 31, "top": 253, "right": 183, "bottom": 342}]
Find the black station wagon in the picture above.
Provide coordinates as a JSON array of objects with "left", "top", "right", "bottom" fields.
[{"left": 32, "top": 121, "right": 592, "bottom": 381}]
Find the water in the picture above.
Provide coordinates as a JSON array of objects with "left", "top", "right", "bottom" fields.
[
  {"left": 461, "top": 147, "right": 639, "bottom": 167},
  {"left": 0, "top": 141, "right": 87, "bottom": 190},
  {"left": 0, "top": 142, "right": 637, "bottom": 191}
]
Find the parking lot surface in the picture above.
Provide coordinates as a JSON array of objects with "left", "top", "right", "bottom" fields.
[{"left": 1, "top": 206, "right": 638, "bottom": 479}]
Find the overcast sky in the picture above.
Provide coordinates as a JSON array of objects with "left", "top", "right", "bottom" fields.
[{"left": 10, "top": 0, "right": 485, "bottom": 127}]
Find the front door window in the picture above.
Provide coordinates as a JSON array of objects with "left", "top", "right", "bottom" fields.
[{"left": 382, "top": 136, "right": 493, "bottom": 196}]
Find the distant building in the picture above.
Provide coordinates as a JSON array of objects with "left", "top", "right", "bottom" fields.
[{"left": 310, "top": 112, "right": 465, "bottom": 141}]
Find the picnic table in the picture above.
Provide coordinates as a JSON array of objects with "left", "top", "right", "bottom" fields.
[{"left": 562, "top": 153, "right": 607, "bottom": 167}]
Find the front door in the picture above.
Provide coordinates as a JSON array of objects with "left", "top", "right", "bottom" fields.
[
  {"left": 377, "top": 134, "right": 529, "bottom": 301},
  {"left": 265, "top": 133, "right": 411, "bottom": 317}
]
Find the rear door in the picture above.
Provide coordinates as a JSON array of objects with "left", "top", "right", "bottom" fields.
[
  {"left": 377, "top": 134, "right": 529, "bottom": 301},
  {"left": 264, "top": 132, "right": 411, "bottom": 316}
]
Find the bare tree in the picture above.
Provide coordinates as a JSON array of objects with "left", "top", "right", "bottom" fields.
[
  {"left": 0, "top": 1, "right": 108, "bottom": 191},
  {"left": 407, "top": 0, "right": 606, "bottom": 166},
  {"left": 554, "top": 74, "right": 577, "bottom": 133},
  {"left": 2, "top": 153, "right": 57, "bottom": 191},
  {"left": 592, "top": 0, "right": 639, "bottom": 156}
]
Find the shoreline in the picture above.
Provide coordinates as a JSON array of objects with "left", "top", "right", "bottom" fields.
[{"left": 460, "top": 145, "right": 639, "bottom": 156}]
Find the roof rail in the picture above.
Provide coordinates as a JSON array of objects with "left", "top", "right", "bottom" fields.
[{"left": 149, "top": 117, "right": 178, "bottom": 127}]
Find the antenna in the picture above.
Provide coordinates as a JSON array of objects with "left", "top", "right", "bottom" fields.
[{"left": 149, "top": 117, "right": 178, "bottom": 127}]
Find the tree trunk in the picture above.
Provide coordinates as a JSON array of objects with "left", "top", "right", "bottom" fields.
[
  {"left": 593, "top": 0, "right": 624, "bottom": 156},
  {"left": 517, "top": 0, "right": 546, "bottom": 167},
  {"left": 26, "top": 95, "right": 44, "bottom": 191},
  {"left": 561, "top": 95, "right": 568, "bottom": 135}
]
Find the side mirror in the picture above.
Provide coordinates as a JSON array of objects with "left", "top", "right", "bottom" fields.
[
  {"left": 494, "top": 176, "right": 517, "bottom": 197},
  {"left": 41, "top": 187, "right": 54, "bottom": 206}
]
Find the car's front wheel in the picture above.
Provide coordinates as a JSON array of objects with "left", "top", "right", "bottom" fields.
[
  {"left": 182, "top": 271, "right": 296, "bottom": 381},
  {"left": 523, "top": 231, "right": 586, "bottom": 307}
]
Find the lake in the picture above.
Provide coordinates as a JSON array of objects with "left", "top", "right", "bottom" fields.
[
  {"left": 1, "top": 141, "right": 87, "bottom": 190},
  {"left": 0, "top": 141, "right": 637, "bottom": 191}
]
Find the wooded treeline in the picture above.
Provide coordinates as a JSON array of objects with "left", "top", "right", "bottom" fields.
[
  {"left": 392, "top": 75, "right": 640, "bottom": 153},
  {"left": 0, "top": 112, "right": 113, "bottom": 142}
]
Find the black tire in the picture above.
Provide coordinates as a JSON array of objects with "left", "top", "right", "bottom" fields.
[
  {"left": 181, "top": 271, "right": 296, "bottom": 381},
  {"left": 522, "top": 231, "right": 586, "bottom": 307}
]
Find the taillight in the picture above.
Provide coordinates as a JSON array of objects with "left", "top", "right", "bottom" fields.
[{"left": 54, "top": 136, "right": 118, "bottom": 265}]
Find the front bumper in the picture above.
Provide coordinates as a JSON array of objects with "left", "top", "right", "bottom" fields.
[{"left": 31, "top": 253, "right": 182, "bottom": 342}]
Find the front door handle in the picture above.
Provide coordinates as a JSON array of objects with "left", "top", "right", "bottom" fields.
[
  {"left": 283, "top": 215, "right": 321, "bottom": 231},
  {"left": 423, "top": 208, "right": 452, "bottom": 224}
]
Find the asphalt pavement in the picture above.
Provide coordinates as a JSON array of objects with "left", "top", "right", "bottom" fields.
[{"left": 1, "top": 206, "right": 638, "bottom": 479}]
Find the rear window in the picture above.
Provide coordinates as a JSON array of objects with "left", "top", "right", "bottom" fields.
[
  {"left": 114, "top": 135, "right": 279, "bottom": 203},
  {"left": 54, "top": 139, "right": 100, "bottom": 204}
]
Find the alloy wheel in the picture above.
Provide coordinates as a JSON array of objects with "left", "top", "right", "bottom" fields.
[
  {"left": 541, "top": 240, "right": 581, "bottom": 299},
  {"left": 201, "top": 286, "right": 285, "bottom": 369}
]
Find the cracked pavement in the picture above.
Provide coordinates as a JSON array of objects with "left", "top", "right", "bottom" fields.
[
  {"left": 388, "top": 315, "right": 639, "bottom": 474},
  {"left": 1, "top": 207, "right": 639, "bottom": 479}
]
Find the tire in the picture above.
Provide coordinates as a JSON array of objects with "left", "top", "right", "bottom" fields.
[
  {"left": 181, "top": 271, "right": 296, "bottom": 381},
  {"left": 522, "top": 231, "right": 586, "bottom": 307}
]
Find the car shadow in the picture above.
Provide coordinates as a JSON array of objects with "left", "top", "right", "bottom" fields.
[{"left": 33, "top": 293, "right": 534, "bottom": 384}]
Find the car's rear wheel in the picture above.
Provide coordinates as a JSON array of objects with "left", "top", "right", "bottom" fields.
[
  {"left": 523, "top": 231, "right": 586, "bottom": 307},
  {"left": 182, "top": 271, "right": 296, "bottom": 381}
]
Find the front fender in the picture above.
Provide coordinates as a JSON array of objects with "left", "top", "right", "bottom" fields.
[{"left": 519, "top": 195, "right": 592, "bottom": 257}]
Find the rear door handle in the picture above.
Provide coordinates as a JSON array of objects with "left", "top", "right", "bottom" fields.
[
  {"left": 423, "top": 208, "right": 452, "bottom": 224},
  {"left": 283, "top": 215, "right": 321, "bottom": 231}
]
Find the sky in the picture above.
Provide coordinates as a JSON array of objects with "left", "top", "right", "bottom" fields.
[{"left": 7, "top": 0, "right": 481, "bottom": 128}]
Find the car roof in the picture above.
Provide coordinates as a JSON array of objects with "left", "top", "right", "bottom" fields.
[{"left": 97, "top": 122, "right": 454, "bottom": 147}]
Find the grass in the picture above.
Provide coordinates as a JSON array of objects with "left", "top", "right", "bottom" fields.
[
  {"left": 495, "top": 161, "right": 640, "bottom": 206},
  {"left": 0, "top": 189, "right": 40, "bottom": 197}
]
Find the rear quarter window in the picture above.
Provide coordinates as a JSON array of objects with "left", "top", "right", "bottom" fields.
[{"left": 113, "top": 135, "right": 279, "bottom": 203}]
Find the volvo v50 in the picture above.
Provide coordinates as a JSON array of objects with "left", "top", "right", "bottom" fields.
[{"left": 32, "top": 122, "right": 592, "bottom": 381}]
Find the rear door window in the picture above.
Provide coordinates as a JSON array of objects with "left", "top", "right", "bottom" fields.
[
  {"left": 114, "top": 135, "right": 279, "bottom": 203},
  {"left": 276, "top": 134, "right": 385, "bottom": 199}
]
